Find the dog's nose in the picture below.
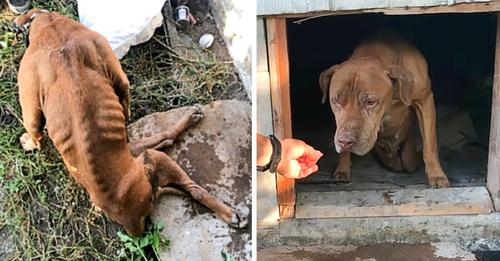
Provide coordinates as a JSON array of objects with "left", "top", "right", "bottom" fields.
[{"left": 337, "top": 136, "right": 355, "bottom": 150}]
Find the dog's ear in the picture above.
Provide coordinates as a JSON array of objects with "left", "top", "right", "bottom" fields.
[
  {"left": 319, "top": 65, "right": 339, "bottom": 104},
  {"left": 14, "top": 8, "right": 42, "bottom": 28},
  {"left": 388, "top": 65, "right": 414, "bottom": 106}
]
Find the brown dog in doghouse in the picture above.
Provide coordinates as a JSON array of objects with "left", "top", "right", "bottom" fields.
[
  {"left": 15, "top": 9, "right": 247, "bottom": 236},
  {"left": 319, "top": 32, "right": 449, "bottom": 188}
]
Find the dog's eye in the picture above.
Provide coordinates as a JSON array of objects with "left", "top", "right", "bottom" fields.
[{"left": 365, "top": 98, "right": 378, "bottom": 107}]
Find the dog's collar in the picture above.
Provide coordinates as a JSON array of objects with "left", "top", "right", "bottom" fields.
[{"left": 16, "top": 9, "right": 50, "bottom": 47}]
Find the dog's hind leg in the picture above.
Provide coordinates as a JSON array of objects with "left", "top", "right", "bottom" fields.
[
  {"left": 129, "top": 106, "right": 203, "bottom": 157},
  {"left": 18, "top": 61, "right": 45, "bottom": 151},
  {"left": 146, "top": 150, "right": 248, "bottom": 229},
  {"left": 401, "top": 132, "right": 421, "bottom": 172},
  {"left": 374, "top": 143, "right": 404, "bottom": 172}
]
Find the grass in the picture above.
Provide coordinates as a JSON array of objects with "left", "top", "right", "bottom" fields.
[
  {"left": 121, "top": 30, "right": 242, "bottom": 122},
  {"left": 0, "top": 0, "right": 243, "bottom": 260},
  {"left": 117, "top": 222, "right": 170, "bottom": 261}
]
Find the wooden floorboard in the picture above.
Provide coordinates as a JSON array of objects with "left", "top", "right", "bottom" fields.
[{"left": 296, "top": 186, "right": 493, "bottom": 219}]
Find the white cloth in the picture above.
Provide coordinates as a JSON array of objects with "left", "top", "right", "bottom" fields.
[{"left": 77, "top": 0, "right": 166, "bottom": 59}]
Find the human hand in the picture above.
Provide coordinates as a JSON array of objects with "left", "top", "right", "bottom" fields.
[{"left": 277, "top": 139, "right": 323, "bottom": 179}]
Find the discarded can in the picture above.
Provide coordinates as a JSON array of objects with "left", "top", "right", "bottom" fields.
[
  {"left": 7, "top": 0, "right": 32, "bottom": 14},
  {"left": 175, "top": 5, "right": 190, "bottom": 29}
]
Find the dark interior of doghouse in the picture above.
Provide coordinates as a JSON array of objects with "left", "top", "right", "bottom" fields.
[{"left": 287, "top": 13, "right": 496, "bottom": 192}]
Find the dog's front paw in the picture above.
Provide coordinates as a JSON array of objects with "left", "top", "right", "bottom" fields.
[
  {"left": 333, "top": 169, "right": 351, "bottom": 183},
  {"left": 20, "top": 133, "right": 40, "bottom": 151},
  {"left": 428, "top": 175, "right": 449, "bottom": 188},
  {"left": 228, "top": 209, "right": 248, "bottom": 229},
  {"left": 188, "top": 105, "right": 204, "bottom": 125}
]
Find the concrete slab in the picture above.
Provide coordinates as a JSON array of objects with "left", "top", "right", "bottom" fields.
[
  {"left": 258, "top": 242, "right": 477, "bottom": 261},
  {"left": 296, "top": 187, "right": 493, "bottom": 219},
  {"left": 128, "top": 100, "right": 251, "bottom": 260},
  {"left": 275, "top": 213, "right": 500, "bottom": 251}
]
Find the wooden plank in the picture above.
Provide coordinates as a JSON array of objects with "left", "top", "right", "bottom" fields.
[
  {"left": 487, "top": 13, "right": 500, "bottom": 211},
  {"left": 266, "top": 17, "right": 295, "bottom": 218},
  {"left": 162, "top": 0, "right": 181, "bottom": 48},
  {"left": 266, "top": 18, "right": 292, "bottom": 145},
  {"left": 296, "top": 187, "right": 494, "bottom": 219},
  {"left": 259, "top": 2, "right": 500, "bottom": 18}
]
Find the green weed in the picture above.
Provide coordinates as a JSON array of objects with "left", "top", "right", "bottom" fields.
[{"left": 117, "top": 222, "right": 170, "bottom": 261}]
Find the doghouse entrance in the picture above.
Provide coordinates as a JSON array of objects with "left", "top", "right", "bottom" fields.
[{"left": 268, "top": 12, "right": 499, "bottom": 218}]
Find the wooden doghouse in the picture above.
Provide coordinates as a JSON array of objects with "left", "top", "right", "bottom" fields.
[{"left": 257, "top": 0, "right": 500, "bottom": 231}]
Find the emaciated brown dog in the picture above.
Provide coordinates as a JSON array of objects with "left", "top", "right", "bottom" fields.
[
  {"left": 319, "top": 32, "right": 449, "bottom": 188},
  {"left": 15, "top": 9, "right": 247, "bottom": 236}
]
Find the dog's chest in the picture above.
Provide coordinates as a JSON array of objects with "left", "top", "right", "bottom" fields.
[{"left": 379, "top": 99, "right": 413, "bottom": 143}]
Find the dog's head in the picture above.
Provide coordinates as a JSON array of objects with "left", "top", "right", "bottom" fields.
[
  {"left": 13, "top": 8, "right": 47, "bottom": 31},
  {"left": 319, "top": 57, "right": 414, "bottom": 155},
  {"left": 12, "top": 8, "right": 50, "bottom": 46},
  {"left": 105, "top": 163, "right": 155, "bottom": 237}
]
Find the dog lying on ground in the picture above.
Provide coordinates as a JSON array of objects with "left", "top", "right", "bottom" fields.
[
  {"left": 319, "top": 32, "right": 449, "bottom": 188},
  {"left": 15, "top": 9, "right": 247, "bottom": 236}
]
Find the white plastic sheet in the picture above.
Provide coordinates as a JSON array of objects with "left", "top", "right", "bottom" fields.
[{"left": 78, "top": 0, "right": 166, "bottom": 59}]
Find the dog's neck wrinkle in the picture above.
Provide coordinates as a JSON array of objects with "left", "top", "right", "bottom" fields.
[
  {"left": 82, "top": 152, "right": 138, "bottom": 205},
  {"left": 73, "top": 146, "right": 133, "bottom": 180},
  {"left": 352, "top": 68, "right": 361, "bottom": 96},
  {"left": 345, "top": 66, "right": 362, "bottom": 102}
]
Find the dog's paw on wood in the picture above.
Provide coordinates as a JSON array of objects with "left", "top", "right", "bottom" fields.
[
  {"left": 428, "top": 175, "right": 450, "bottom": 189},
  {"left": 20, "top": 132, "right": 40, "bottom": 151},
  {"left": 333, "top": 169, "right": 351, "bottom": 183}
]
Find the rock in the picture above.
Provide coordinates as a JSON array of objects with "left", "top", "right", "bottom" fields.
[{"left": 127, "top": 100, "right": 251, "bottom": 260}]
